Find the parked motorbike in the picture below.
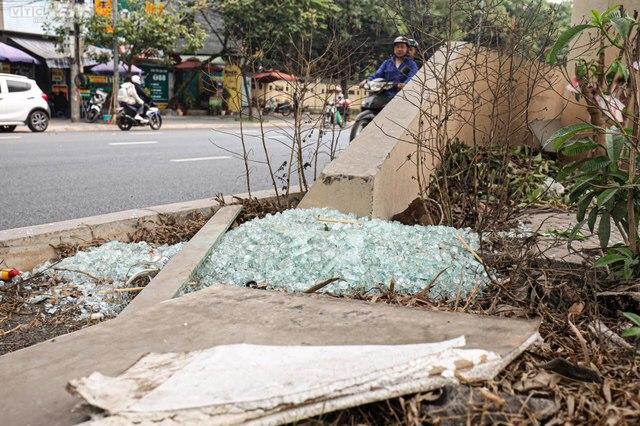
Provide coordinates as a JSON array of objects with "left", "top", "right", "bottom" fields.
[
  {"left": 324, "top": 98, "right": 352, "bottom": 128},
  {"left": 349, "top": 78, "right": 395, "bottom": 141},
  {"left": 324, "top": 101, "right": 338, "bottom": 127},
  {"left": 85, "top": 89, "right": 108, "bottom": 123},
  {"left": 262, "top": 99, "right": 292, "bottom": 116},
  {"left": 116, "top": 102, "right": 162, "bottom": 131}
]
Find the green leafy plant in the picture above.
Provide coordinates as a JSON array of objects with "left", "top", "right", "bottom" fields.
[
  {"left": 426, "top": 142, "right": 565, "bottom": 229},
  {"left": 621, "top": 312, "right": 640, "bottom": 339},
  {"left": 543, "top": 228, "right": 588, "bottom": 241},
  {"left": 546, "top": 6, "right": 640, "bottom": 279},
  {"left": 46, "top": 0, "right": 206, "bottom": 72}
]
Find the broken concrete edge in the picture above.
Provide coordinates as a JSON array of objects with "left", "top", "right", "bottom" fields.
[
  {"left": 300, "top": 42, "right": 566, "bottom": 220},
  {"left": 299, "top": 43, "right": 469, "bottom": 218},
  {"left": 120, "top": 205, "right": 243, "bottom": 316},
  {"left": 0, "top": 187, "right": 302, "bottom": 271}
]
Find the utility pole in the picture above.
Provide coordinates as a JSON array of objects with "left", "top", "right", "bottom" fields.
[
  {"left": 70, "top": 0, "right": 81, "bottom": 122},
  {"left": 111, "top": 0, "right": 119, "bottom": 121}
]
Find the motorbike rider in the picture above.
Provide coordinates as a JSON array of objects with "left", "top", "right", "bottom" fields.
[
  {"left": 407, "top": 38, "right": 422, "bottom": 68},
  {"left": 131, "top": 75, "right": 153, "bottom": 107},
  {"left": 407, "top": 38, "right": 418, "bottom": 59},
  {"left": 334, "top": 86, "right": 351, "bottom": 123},
  {"left": 119, "top": 76, "right": 147, "bottom": 123},
  {"left": 361, "top": 36, "right": 418, "bottom": 99}
]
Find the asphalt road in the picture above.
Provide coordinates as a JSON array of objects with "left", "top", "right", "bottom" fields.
[{"left": 0, "top": 125, "right": 350, "bottom": 230}]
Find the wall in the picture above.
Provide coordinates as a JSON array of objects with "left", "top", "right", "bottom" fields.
[
  {"left": 252, "top": 79, "right": 365, "bottom": 112},
  {"left": 300, "top": 42, "right": 564, "bottom": 218}
]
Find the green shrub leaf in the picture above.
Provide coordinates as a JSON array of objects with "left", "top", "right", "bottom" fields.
[
  {"left": 577, "top": 191, "right": 596, "bottom": 221},
  {"left": 612, "top": 16, "right": 634, "bottom": 40},
  {"left": 594, "top": 253, "right": 626, "bottom": 267},
  {"left": 623, "top": 312, "right": 640, "bottom": 326},
  {"left": 605, "top": 132, "right": 624, "bottom": 164},
  {"left": 621, "top": 327, "right": 640, "bottom": 337},
  {"left": 597, "top": 187, "right": 619, "bottom": 206},
  {"left": 581, "top": 156, "right": 612, "bottom": 173},
  {"left": 562, "top": 139, "right": 600, "bottom": 157},
  {"left": 546, "top": 24, "right": 595, "bottom": 65},
  {"left": 587, "top": 206, "right": 599, "bottom": 232},
  {"left": 598, "top": 211, "right": 611, "bottom": 249},
  {"left": 548, "top": 123, "right": 597, "bottom": 150}
]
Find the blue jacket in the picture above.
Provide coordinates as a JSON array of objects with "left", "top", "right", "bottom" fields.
[{"left": 369, "top": 57, "right": 419, "bottom": 99}]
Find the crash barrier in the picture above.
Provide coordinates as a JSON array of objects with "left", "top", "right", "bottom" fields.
[{"left": 300, "top": 42, "right": 564, "bottom": 218}]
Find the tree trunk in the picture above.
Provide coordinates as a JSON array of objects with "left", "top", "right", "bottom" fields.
[
  {"left": 242, "top": 64, "right": 253, "bottom": 118},
  {"left": 70, "top": 20, "right": 81, "bottom": 122}
]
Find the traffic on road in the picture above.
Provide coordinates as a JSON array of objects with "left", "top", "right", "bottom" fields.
[{"left": 0, "top": 126, "right": 350, "bottom": 230}]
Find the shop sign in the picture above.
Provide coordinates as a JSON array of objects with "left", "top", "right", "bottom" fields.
[
  {"left": 140, "top": 65, "right": 169, "bottom": 107},
  {"left": 51, "top": 68, "right": 64, "bottom": 83},
  {"left": 88, "top": 74, "right": 109, "bottom": 84},
  {"left": 223, "top": 64, "right": 242, "bottom": 113}
]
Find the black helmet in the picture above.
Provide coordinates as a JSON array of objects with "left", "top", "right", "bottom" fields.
[
  {"left": 393, "top": 36, "right": 409, "bottom": 47},
  {"left": 407, "top": 38, "right": 419, "bottom": 48}
]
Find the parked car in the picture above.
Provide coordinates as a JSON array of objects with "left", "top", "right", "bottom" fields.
[{"left": 0, "top": 73, "right": 50, "bottom": 132}]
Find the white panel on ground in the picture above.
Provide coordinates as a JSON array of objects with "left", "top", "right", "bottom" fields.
[{"left": 70, "top": 336, "right": 502, "bottom": 425}]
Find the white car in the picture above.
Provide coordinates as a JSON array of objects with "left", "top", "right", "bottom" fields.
[{"left": 0, "top": 73, "right": 50, "bottom": 133}]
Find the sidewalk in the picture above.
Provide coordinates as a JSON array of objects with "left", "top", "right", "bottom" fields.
[{"left": 47, "top": 115, "right": 289, "bottom": 132}]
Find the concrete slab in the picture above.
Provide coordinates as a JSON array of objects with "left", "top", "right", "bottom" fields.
[
  {"left": 120, "top": 205, "right": 242, "bottom": 315},
  {"left": 0, "top": 285, "right": 540, "bottom": 426},
  {"left": 517, "top": 210, "right": 624, "bottom": 263}
]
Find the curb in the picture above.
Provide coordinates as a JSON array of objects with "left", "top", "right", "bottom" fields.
[
  {"left": 120, "top": 205, "right": 242, "bottom": 316},
  {"left": 0, "top": 188, "right": 301, "bottom": 271}
]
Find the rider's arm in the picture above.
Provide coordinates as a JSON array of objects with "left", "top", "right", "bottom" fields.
[
  {"left": 135, "top": 85, "right": 152, "bottom": 103},
  {"left": 369, "top": 60, "right": 389, "bottom": 81},
  {"left": 130, "top": 86, "right": 144, "bottom": 105},
  {"left": 396, "top": 60, "right": 420, "bottom": 90}
]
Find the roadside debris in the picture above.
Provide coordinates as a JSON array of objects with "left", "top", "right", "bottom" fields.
[
  {"left": 190, "top": 208, "right": 490, "bottom": 300},
  {"left": 0, "top": 268, "right": 21, "bottom": 282},
  {"left": 19, "top": 241, "right": 182, "bottom": 318}
]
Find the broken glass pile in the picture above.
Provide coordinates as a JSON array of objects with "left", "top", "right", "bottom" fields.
[
  {"left": 191, "top": 208, "right": 489, "bottom": 300},
  {"left": 23, "top": 241, "right": 183, "bottom": 318}
]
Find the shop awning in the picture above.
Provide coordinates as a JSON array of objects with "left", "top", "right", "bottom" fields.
[
  {"left": 90, "top": 61, "right": 143, "bottom": 75},
  {"left": 176, "top": 56, "right": 225, "bottom": 70},
  {"left": 253, "top": 70, "right": 298, "bottom": 83},
  {"left": 0, "top": 42, "right": 40, "bottom": 64},
  {"left": 9, "top": 37, "right": 102, "bottom": 68},
  {"left": 175, "top": 58, "right": 201, "bottom": 70}
]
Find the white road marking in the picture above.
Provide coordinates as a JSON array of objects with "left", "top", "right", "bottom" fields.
[
  {"left": 170, "top": 156, "right": 231, "bottom": 163},
  {"left": 108, "top": 141, "right": 158, "bottom": 146},
  {"left": 0, "top": 136, "right": 21, "bottom": 140},
  {"left": 234, "top": 130, "right": 262, "bottom": 134}
]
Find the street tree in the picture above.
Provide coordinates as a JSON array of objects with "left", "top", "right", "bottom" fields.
[
  {"left": 214, "top": 0, "right": 339, "bottom": 65},
  {"left": 47, "top": 0, "right": 206, "bottom": 72}
]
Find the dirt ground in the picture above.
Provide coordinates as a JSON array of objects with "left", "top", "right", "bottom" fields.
[
  {"left": 307, "top": 210, "right": 640, "bottom": 425},
  {"left": 2, "top": 193, "right": 639, "bottom": 424}
]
